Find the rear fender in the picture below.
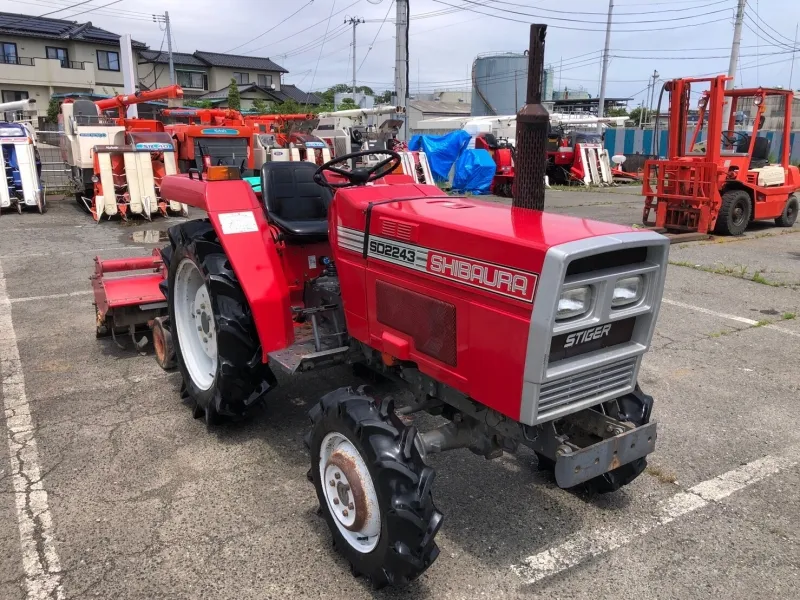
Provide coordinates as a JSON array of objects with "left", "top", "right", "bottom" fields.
[{"left": 163, "top": 175, "right": 294, "bottom": 359}]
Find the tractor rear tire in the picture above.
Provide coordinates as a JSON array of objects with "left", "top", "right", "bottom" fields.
[
  {"left": 166, "top": 220, "right": 276, "bottom": 425},
  {"left": 307, "top": 387, "right": 443, "bottom": 589},
  {"left": 714, "top": 189, "right": 751, "bottom": 236},
  {"left": 775, "top": 195, "right": 798, "bottom": 227}
]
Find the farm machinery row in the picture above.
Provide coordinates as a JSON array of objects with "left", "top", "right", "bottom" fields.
[
  {"left": 90, "top": 25, "right": 669, "bottom": 588},
  {"left": 60, "top": 88, "right": 418, "bottom": 221}
]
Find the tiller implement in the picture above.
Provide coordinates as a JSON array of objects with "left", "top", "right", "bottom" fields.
[
  {"left": 91, "top": 26, "right": 669, "bottom": 588},
  {"left": 643, "top": 75, "right": 799, "bottom": 235}
]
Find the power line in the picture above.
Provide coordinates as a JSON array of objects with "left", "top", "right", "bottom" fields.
[
  {"left": 224, "top": 0, "right": 315, "bottom": 54},
  {"left": 243, "top": 0, "right": 359, "bottom": 55},
  {"left": 358, "top": 0, "right": 394, "bottom": 73},
  {"left": 14, "top": 0, "right": 153, "bottom": 18},
  {"left": 450, "top": 0, "right": 735, "bottom": 19},
  {"left": 429, "top": 0, "right": 731, "bottom": 32},
  {"left": 304, "top": 0, "right": 337, "bottom": 112},
  {"left": 61, "top": 0, "right": 123, "bottom": 20}
]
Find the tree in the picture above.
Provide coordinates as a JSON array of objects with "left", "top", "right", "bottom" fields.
[
  {"left": 227, "top": 78, "right": 241, "bottom": 111},
  {"left": 606, "top": 106, "right": 628, "bottom": 118},
  {"left": 375, "top": 89, "right": 393, "bottom": 104},
  {"left": 251, "top": 98, "right": 269, "bottom": 114},
  {"left": 45, "top": 97, "right": 61, "bottom": 124},
  {"left": 628, "top": 106, "right": 644, "bottom": 125},
  {"left": 185, "top": 99, "right": 213, "bottom": 109},
  {"left": 338, "top": 97, "right": 357, "bottom": 110},
  {"left": 270, "top": 99, "right": 305, "bottom": 115}
]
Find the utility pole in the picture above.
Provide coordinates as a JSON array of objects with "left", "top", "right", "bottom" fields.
[
  {"left": 345, "top": 16, "right": 364, "bottom": 103},
  {"left": 644, "top": 69, "right": 658, "bottom": 128},
  {"left": 596, "top": 0, "right": 614, "bottom": 133},
  {"left": 790, "top": 23, "right": 799, "bottom": 89},
  {"left": 153, "top": 12, "right": 175, "bottom": 85},
  {"left": 395, "top": 0, "right": 409, "bottom": 139},
  {"left": 723, "top": 0, "right": 747, "bottom": 125}
]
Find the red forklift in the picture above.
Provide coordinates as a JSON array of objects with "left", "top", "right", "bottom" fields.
[{"left": 642, "top": 75, "right": 799, "bottom": 235}]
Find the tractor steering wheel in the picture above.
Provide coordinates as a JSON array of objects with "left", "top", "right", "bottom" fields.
[{"left": 313, "top": 150, "right": 402, "bottom": 189}]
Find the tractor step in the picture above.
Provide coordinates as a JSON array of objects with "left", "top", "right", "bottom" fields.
[
  {"left": 268, "top": 343, "right": 349, "bottom": 374},
  {"left": 268, "top": 321, "right": 349, "bottom": 374}
]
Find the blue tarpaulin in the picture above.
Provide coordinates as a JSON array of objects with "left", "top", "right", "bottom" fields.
[
  {"left": 452, "top": 149, "right": 496, "bottom": 195},
  {"left": 408, "top": 130, "right": 471, "bottom": 181}
]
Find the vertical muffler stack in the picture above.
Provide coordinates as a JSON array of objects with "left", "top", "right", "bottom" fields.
[{"left": 513, "top": 24, "right": 549, "bottom": 211}]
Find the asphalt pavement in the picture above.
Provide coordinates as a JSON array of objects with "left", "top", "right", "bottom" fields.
[{"left": 1, "top": 189, "right": 798, "bottom": 599}]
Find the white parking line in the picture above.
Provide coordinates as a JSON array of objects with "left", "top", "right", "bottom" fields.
[
  {"left": 10, "top": 290, "right": 93, "bottom": 303},
  {"left": 0, "top": 260, "right": 64, "bottom": 600},
  {"left": 511, "top": 450, "right": 798, "bottom": 584},
  {"left": 662, "top": 298, "right": 800, "bottom": 337},
  {"left": 1, "top": 247, "right": 148, "bottom": 259}
]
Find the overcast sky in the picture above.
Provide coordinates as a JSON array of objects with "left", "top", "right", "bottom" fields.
[{"left": 3, "top": 0, "right": 799, "bottom": 105}]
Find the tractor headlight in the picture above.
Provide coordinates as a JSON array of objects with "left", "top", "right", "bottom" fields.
[
  {"left": 557, "top": 286, "right": 591, "bottom": 321},
  {"left": 612, "top": 276, "right": 643, "bottom": 307}
]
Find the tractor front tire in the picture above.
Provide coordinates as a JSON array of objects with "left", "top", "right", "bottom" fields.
[
  {"left": 308, "top": 387, "right": 443, "bottom": 589},
  {"left": 775, "top": 194, "right": 798, "bottom": 228},
  {"left": 715, "top": 189, "right": 751, "bottom": 236},
  {"left": 167, "top": 220, "right": 275, "bottom": 426}
]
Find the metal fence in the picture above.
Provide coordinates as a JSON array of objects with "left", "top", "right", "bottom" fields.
[{"left": 34, "top": 128, "right": 72, "bottom": 194}]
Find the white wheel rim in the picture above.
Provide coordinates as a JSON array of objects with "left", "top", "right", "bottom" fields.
[
  {"left": 174, "top": 258, "right": 218, "bottom": 391},
  {"left": 319, "top": 432, "right": 381, "bottom": 553}
]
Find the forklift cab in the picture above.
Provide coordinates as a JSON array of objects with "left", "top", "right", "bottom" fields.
[{"left": 682, "top": 76, "right": 793, "bottom": 175}]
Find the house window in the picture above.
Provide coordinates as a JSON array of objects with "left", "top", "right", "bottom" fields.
[
  {"left": 177, "top": 71, "right": 207, "bottom": 90},
  {"left": 1, "top": 42, "right": 17, "bottom": 64},
  {"left": 46, "top": 46, "right": 70, "bottom": 67},
  {"left": 233, "top": 72, "right": 249, "bottom": 85},
  {"left": 257, "top": 74, "right": 272, "bottom": 88},
  {"left": 1, "top": 90, "right": 28, "bottom": 103},
  {"left": 96, "top": 50, "right": 119, "bottom": 71}
]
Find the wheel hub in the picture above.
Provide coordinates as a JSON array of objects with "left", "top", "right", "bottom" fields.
[
  {"left": 174, "top": 259, "right": 218, "bottom": 391},
  {"left": 319, "top": 432, "right": 380, "bottom": 553}
]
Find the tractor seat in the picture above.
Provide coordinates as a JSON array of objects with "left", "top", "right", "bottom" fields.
[{"left": 260, "top": 161, "right": 332, "bottom": 242}]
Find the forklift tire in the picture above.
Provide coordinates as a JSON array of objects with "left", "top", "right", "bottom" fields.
[
  {"left": 775, "top": 195, "right": 798, "bottom": 228},
  {"left": 715, "top": 189, "right": 751, "bottom": 236},
  {"left": 308, "top": 387, "right": 443, "bottom": 589},
  {"left": 167, "top": 220, "right": 276, "bottom": 425}
]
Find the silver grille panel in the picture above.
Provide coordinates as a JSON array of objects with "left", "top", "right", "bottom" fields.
[{"left": 538, "top": 357, "right": 637, "bottom": 416}]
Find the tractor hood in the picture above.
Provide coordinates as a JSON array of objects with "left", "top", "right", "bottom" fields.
[{"left": 333, "top": 183, "right": 637, "bottom": 278}]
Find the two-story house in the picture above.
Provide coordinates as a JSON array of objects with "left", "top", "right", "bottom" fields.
[
  {"left": 0, "top": 12, "right": 145, "bottom": 113},
  {"left": 138, "top": 50, "right": 323, "bottom": 110}
]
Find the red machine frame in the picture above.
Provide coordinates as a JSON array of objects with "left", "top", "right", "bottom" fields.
[{"left": 642, "top": 75, "right": 799, "bottom": 233}]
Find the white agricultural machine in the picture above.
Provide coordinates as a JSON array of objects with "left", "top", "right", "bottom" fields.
[
  {"left": 0, "top": 99, "right": 44, "bottom": 215},
  {"left": 60, "top": 86, "right": 189, "bottom": 221}
]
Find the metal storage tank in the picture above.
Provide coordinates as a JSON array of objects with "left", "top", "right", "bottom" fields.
[{"left": 471, "top": 53, "right": 553, "bottom": 116}]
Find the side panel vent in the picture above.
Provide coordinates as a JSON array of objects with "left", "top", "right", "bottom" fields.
[
  {"left": 379, "top": 218, "right": 416, "bottom": 242},
  {"left": 376, "top": 280, "right": 457, "bottom": 366}
]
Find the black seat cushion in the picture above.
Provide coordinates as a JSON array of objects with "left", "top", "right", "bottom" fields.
[{"left": 261, "top": 161, "right": 332, "bottom": 241}]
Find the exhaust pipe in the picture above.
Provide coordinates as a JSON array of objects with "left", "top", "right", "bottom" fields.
[{"left": 513, "top": 24, "right": 549, "bottom": 211}]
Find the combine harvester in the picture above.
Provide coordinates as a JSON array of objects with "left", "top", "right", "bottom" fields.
[
  {"left": 90, "top": 24, "right": 670, "bottom": 587},
  {"left": 61, "top": 85, "right": 189, "bottom": 221},
  {"left": 643, "top": 75, "right": 799, "bottom": 236},
  {"left": 0, "top": 98, "right": 44, "bottom": 215}
]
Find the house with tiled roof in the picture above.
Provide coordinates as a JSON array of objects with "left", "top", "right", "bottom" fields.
[
  {"left": 0, "top": 11, "right": 146, "bottom": 111},
  {"left": 0, "top": 10, "right": 322, "bottom": 115}
]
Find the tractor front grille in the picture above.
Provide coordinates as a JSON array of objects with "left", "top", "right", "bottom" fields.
[{"left": 537, "top": 357, "right": 637, "bottom": 419}]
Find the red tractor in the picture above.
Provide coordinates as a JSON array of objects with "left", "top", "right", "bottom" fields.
[
  {"left": 91, "top": 28, "right": 668, "bottom": 587},
  {"left": 643, "top": 75, "right": 799, "bottom": 235}
]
